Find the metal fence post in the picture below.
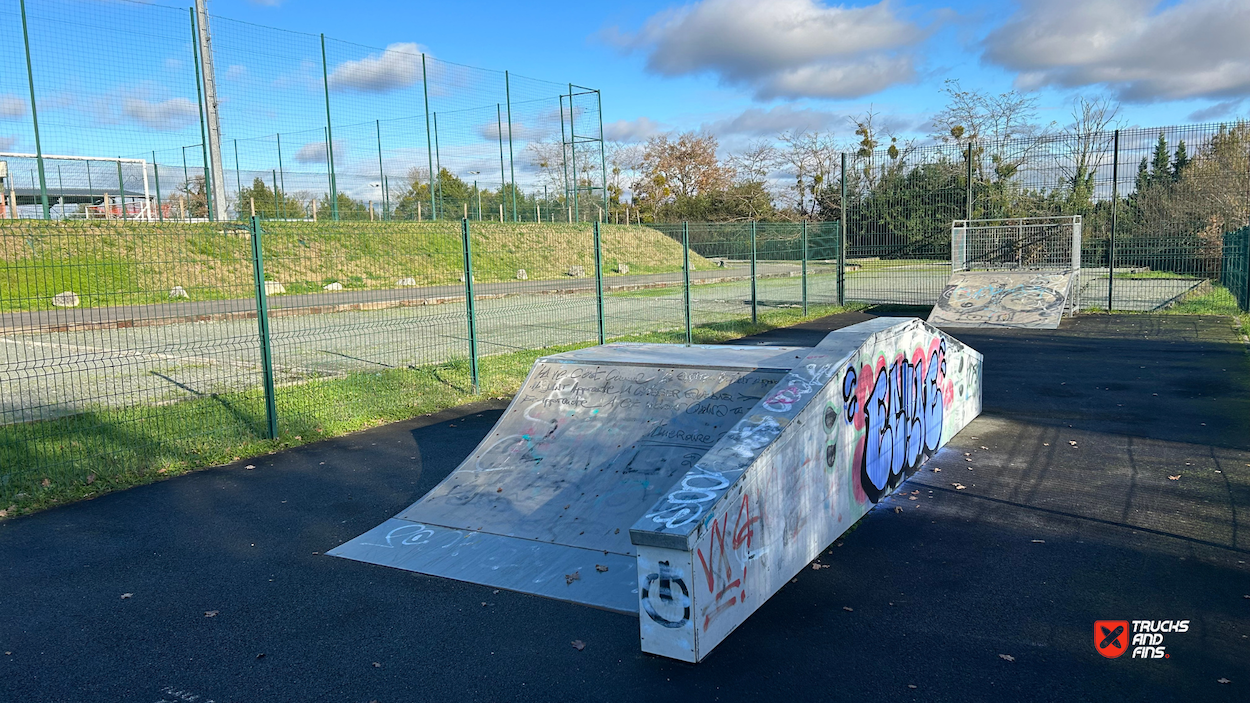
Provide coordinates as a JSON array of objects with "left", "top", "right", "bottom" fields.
[
  {"left": 506, "top": 71, "right": 517, "bottom": 222},
  {"left": 1242, "top": 228, "right": 1250, "bottom": 312},
  {"left": 117, "top": 158, "right": 127, "bottom": 222},
  {"left": 801, "top": 219, "right": 808, "bottom": 316},
  {"left": 18, "top": 0, "right": 49, "bottom": 220},
  {"left": 190, "top": 8, "right": 214, "bottom": 222},
  {"left": 965, "top": 142, "right": 974, "bottom": 220},
  {"left": 249, "top": 216, "right": 279, "bottom": 440},
  {"left": 423, "top": 55, "right": 436, "bottom": 221},
  {"left": 594, "top": 221, "right": 605, "bottom": 344},
  {"left": 152, "top": 152, "right": 163, "bottom": 222},
  {"left": 750, "top": 221, "right": 758, "bottom": 323},
  {"left": 838, "top": 152, "right": 847, "bottom": 306},
  {"left": 320, "top": 34, "right": 338, "bottom": 221},
  {"left": 461, "top": 218, "right": 479, "bottom": 392},
  {"left": 1108, "top": 129, "right": 1120, "bottom": 311},
  {"left": 683, "top": 222, "right": 692, "bottom": 345}
]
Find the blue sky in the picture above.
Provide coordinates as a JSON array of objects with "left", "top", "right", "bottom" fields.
[{"left": 204, "top": 0, "right": 1250, "bottom": 148}]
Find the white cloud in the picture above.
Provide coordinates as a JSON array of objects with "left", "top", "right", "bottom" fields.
[
  {"left": 701, "top": 105, "right": 845, "bottom": 136},
  {"left": 476, "top": 119, "right": 553, "bottom": 143},
  {"left": 121, "top": 97, "right": 199, "bottom": 130},
  {"left": 1188, "top": 99, "right": 1245, "bottom": 121},
  {"left": 295, "top": 140, "right": 346, "bottom": 164},
  {"left": 610, "top": 0, "right": 930, "bottom": 100},
  {"left": 0, "top": 94, "right": 26, "bottom": 119},
  {"left": 327, "top": 43, "right": 424, "bottom": 93},
  {"left": 983, "top": 0, "right": 1250, "bottom": 102},
  {"left": 603, "top": 116, "right": 667, "bottom": 142}
]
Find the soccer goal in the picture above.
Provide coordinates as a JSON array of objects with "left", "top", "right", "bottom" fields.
[
  {"left": 0, "top": 152, "right": 154, "bottom": 221},
  {"left": 951, "top": 215, "right": 1082, "bottom": 310}
]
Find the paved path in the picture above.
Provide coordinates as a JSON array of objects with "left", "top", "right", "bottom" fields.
[{"left": 1, "top": 312, "right": 1247, "bottom": 702}]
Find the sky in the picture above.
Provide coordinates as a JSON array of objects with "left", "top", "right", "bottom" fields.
[{"left": 201, "top": 0, "right": 1250, "bottom": 151}]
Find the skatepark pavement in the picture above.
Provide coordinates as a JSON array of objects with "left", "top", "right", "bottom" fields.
[{"left": 1, "top": 311, "right": 1248, "bottom": 702}]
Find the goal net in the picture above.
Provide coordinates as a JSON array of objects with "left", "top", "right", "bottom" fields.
[{"left": 951, "top": 215, "right": 1083, "bottom": 309}]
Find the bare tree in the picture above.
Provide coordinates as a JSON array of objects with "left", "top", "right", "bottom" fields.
[
  {"left": 776, "top": 130, "right": 837, "bottom": 217},
  {"left": 1062, "top": 95, "right": 1122, "bottom": 203},
  {"left": 727, "top": 139, "right": 778, "bottom": 184},
  {"left": 931, "top": 79, "right": 1050, "bottom": 145}
]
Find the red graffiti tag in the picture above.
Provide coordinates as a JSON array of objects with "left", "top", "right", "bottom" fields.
[{"left": 696, "top": 494, "right": 759, "bottom": 631}]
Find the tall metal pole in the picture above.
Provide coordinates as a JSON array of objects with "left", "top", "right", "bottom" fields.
[
  {"left": 320, "top": 34, "right": 338, "bottom": 220},
  {"left": 505, "top": 71, "right": 518, "bottom": 222},
  {"left": 965, "top": 142, "right": 974, "bottom": 220},
  {"left": 193, "top": 0, "right": 226, "bottom": 219},
  {"left": 1108, "top": 129, "right": 1119, "bottom": 311},
  {"left": 750, "top": 221, "right": 758, "bottom": 323},
  {"left": 422, "top": 54, "right": 436, "bottom": 221},
  {"left": 596, "top": 89, "right": 608, "bottom": 218},
  {"left": 433, "top": 112, "right": 443, "bottom": 218},
  {"left": 190, "top": 8, "right": 214, "bottom": 221},
  {"left": 801, "top": 219, "right": 808, "bottom": 315},
  {"left": 233, "top": 139, "right": 241, "bottom": 210},
  {"left": 496, "top": 104, "right": 506, "bottom": 219},
  {"left": 152, "top": 151, "right": 163, "bottom": 222},
  {"left": 568, "top": 84, "right": 578, "bottom": 222},
  {"left": 117, "top": 158, "right": 127, "bottom": 222},
  {"left": 18, "top": 0, "right": 48, "bottom": 219},
  {"left": 683, "top": 222, "right": 692, "bottom": 345},
  {"left": 838, "top": 152, "right": 847, "bottom": 306},
  {"left": 376, "top": 120, "right": 387, "bottom": 220},
  {"left": 461, "top": 218, "right": 479, "bottom": 392},
  {"left": 558, "top": 95, "right": 570, "bottom": 207},
  {"left": 594, "top": 221, "right": 605, "bottom": 344},
  {"left": 276, "top": 134, "right": 286, "bottom": 219},
  {"left": 250, "top": 216, "right": 279, "bottom": 439}
]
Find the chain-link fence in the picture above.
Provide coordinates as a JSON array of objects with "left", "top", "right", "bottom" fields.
[
  {"left": 0, "top": 0, "right": 606, "bottom": 224},
  {"left": 840, "top": 122, "right": 1249, "bottom": 311}
]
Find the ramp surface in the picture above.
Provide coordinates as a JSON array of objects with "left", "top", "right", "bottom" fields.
[
  {"left": 329, "top": 343, "right": 806, "bottom": 612},
  {"left": 928, "top": 270, "right": 1075, "bottom": 329}
]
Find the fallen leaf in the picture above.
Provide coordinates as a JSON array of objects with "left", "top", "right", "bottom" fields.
[
  {"left": 955, "top": 484, "right": 967, "bottom": 490},
  {"left": 911, "top": 490, "right": 919, "bottom": 495},
  {"left": 493, "top": 590, "right": 500, "bottom": 594},
  {"left": 0, "top": 510, "right": 6, "bottom": 518},
  {"left": 1168, "top": 475, "right": 1181, "bottom": 481},
  {"left": 120, "top": 593, "right": 133, "bottom": 600},
  {"left": 1043, "top": 442, "right": 1050, "bottom": 446},
  {"left": 980, "top": 446, "right": 988, "bottom": 450},
  {"left": 932, "top": 467, "right": 941, "bottom": 472},
  {"left": 812, "top": 564, "right": 821, "bottom": 570},
  {"left": 999, "top": 654, "right": 1015, "bottom": 662},
  {"left": 571, "top": 640, "right": 586, "bottom": 651},
  {"left": 894, "top": 506, "right": 903, "bottom": 513},
  {"left": 496, "top": 488, "right": 503, "bottom": 493},
  {"left": 256, "top": 653, "right": 266, "bottom": 660},
  {"left": 565, "top": 571, "right": 581, "bottom": 585},
  {"left": 909, "top": 496, "right": 918, "bottom": 500},
  {"left": 1218, "top": 678, "right": 1230, "bottom": 684},
  {"left": 41, "top": 478, "right": 50, "bottom": 487},
  {"left": 245, "top": 465, "right": 256, "bottom": 470},
  {"left": 86, "top": 474, "right": 96, "bottom": 485},
  {"left": 595, "top": 564, "right": 609, "bottom": 573},
  {"left": 843, "top": 606, "right": 853, "bottom": 612},
  {"left": 204, "top": 610, "right": 218, "bottom": 617},
  {"left": 965, "top": 458, "right": 972, "bottom": 462},
  {"left": 372, "top": 662, "right": 381, "bottom": 668},
  {"left": 907, "top": 685, "right": 917, "bottom": 689},
  {"left": 1069, "top": 441, "right": 1077, "bottom": 446},
  {"left": 1032, "top": 540, "right": 1045, "bottom": 544}
]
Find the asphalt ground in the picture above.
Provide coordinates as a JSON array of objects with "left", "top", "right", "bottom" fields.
[{"left": 2, "top": 311, "right": 1248, "bottom": 703}]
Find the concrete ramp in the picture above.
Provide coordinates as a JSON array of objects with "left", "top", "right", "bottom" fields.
[
  {"left": 928, "top": 270, "right": 1076, "bottom": 329},
  {"left": 331, "top": 318, "right": 982, "bottom": 662}
]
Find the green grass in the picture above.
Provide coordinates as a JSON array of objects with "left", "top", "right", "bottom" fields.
[
  {"left": 0, "top": 303, "right": 858, "bottom": 518},
  {"left": 1084, "top": 284, "right": 1250, "bottom": 339},
  {"left": 1113, "top": 269, "right": 1201, "bottom": 280},
  {"left": 0, "top": 220, "right": 714, "bottom": 312}
]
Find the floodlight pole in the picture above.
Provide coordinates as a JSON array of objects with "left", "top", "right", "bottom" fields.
[
  {"left": 422, "top": 54, "right": 436, "bottom": 221},
  {"left": 19, "top": 0, "right": 49, "bottom": 220},
  {"left": 505, "top": 71, "right": 518, "bottom": 222},
  {"left": 193, "top": 0, "right": 227, "bottom": 220},
  {"left": 190, "top": 9, "right": 214, "bottom": 221},
  {"left": 320, "top": 34, "right": 338, "bottom": 220}
]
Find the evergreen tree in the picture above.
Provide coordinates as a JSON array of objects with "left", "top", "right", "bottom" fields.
[
  {"left": 1149, "top": 132, "right": 1170, "bottom": 185},
  {"left": 1135, "top": 156, "right": 1150, "bottom": 192},
  {"left": 1172, "top": 140, "right": 1190, "bottom": 181}
]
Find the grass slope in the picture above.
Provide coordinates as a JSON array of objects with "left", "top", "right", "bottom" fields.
[{"left": 0, "top": 221, "right": 712, "bottom": 311}]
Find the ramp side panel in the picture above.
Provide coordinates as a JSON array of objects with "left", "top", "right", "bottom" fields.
[
  {"left": 637, "top": 320, "right": 983, "bottom": 661},
  {"left": 928, "top": 270, "right": 1075, "bottom": 329},
  {"left": 327, "top": 519, "right": 640, "bottom": 613}
]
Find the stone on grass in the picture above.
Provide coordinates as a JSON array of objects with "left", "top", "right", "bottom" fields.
[
  {"left": 396, "top": 277, "right": 417, "bottom": 287},
  {"left": 616, "top": 263, "right": 629, "bottom": 274},
  {"left": 516, "top": 269, "right": 528, "bottom": 280},
  {"left": 264, "top": 281, "right": 286, "bottom": 296},
  {"left": 169, "top": 286, "right": 189, "bottom": 299},
  {"left": 52, "top": 291, "right": 80, "bottom": 308},
  {"left": 566, "top": 265, "right": 586, "bottom": 278},
  {"left": 323, "top": 282, "right": 343, "bottom": 291}
]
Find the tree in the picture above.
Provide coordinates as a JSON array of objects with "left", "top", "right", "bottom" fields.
[
  {"left": 1063, "top": 95, "right": 1121, "bottom": 210},
  {"left": 1150, "top": 132, "right": 1170, "bottom": 186},
  {"left": 931, "top": 79, "right": 1048, "bottom": 145},
  {"left": 237, "top": 177, "right": 305, "bottom": 219},
  {"left": 633, "top": 132, "right": 733, "bottom": 220},
  {"left": 1172, "top": 140, "right": 1190, "bottom": 181}
]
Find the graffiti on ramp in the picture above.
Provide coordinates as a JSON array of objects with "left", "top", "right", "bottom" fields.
[{"left": 928, "top": 270, "right": 1075, "bottom": 329}]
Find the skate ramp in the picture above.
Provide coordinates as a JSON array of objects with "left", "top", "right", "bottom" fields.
[
  {"left": 928, "top": 269, "right": 1076, "bottom": 329},
  {"left": 329, "top": 343, "right": 808, "bottom": 613},
  {"left": 331, "top": 318, "right": 982, "bottom": 662}
]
